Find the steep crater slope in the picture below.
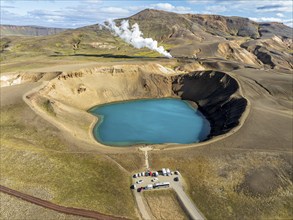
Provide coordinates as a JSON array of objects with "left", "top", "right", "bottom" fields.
[
  {"left": 28, "top": 64, "right": 248, "bottom": 146},
  {"left": 172, "top": 72, "right": 247, "bottom": 137}
]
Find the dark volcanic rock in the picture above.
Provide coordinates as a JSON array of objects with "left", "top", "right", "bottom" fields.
[
  {"left": 242, "top": 39, "right": 293, "bottom": 70},
  {"left": 188, "top": 15, "right": 260, "bottom": 38},
  {"left": 172, "top": 71, "right": 247, "bottom": 138},
  {"left": 259, "top": 22, "right": 293, "bottom": 39}
]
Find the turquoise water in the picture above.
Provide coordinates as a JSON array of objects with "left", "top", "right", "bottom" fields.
[{"left": 89, "top": 98, "right": 210, "bottom": 146}]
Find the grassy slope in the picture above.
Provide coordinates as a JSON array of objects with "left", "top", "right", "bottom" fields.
[
  {"left": 149, "top": 149, "right": 293, "bottom": 220},
  {"left": 143, "top": 189, "right": 189, "bottom": 220},
  {"left": 0, "top": 193, "right": 91, "bottom": 220},
  {"left": 0, "top": 25, "right": 170, "bottom": 73},
  {"left": 0, "top": 103, "right": 137, "bottom": 219},
  {"left": 108, "top": 153, "right": 145, "bottom": 173}
]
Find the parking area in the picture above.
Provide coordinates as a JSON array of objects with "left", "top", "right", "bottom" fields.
[
  {"left": 131, "top": 168, "right": 205, "bottom": 220},
  {"left": 131, "top": 168, "right": 181, "bottom": 192}
]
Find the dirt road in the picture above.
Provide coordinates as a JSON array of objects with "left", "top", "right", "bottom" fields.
[
  {"left": 134, "top": 191, "right": 152, "bottom": 220},
  {"left": 132, "top": 173, "right": 205, "bottom": 220},
  {"left": 0, "top": 185, "right": 127, "bottom": 220},
  {"left": 139, "top": 147, "right": 152, "bottom": 170},
  {"left": 170, "top": 181, "right": 205, "bottom": 220}
]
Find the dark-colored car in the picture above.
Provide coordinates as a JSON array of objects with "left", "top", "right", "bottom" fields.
[{"left": 174, "top": 177, "right": 179, "bottom": 182}]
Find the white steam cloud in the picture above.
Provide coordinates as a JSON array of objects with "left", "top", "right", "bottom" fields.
[{"left": 105, "top": 20, "right": 172, "bottom": 58}]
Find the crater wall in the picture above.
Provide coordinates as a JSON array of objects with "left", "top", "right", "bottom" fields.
[
  {"left": 171, "top": 71, "right": 247, "bottom": 137},
  {"left": 29, "top": 64, "right": 247, "bottom": 145}
]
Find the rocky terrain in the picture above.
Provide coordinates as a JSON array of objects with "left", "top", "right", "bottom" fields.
[{"left": 124, "top": 10, "right": 292, "bottom": 70}]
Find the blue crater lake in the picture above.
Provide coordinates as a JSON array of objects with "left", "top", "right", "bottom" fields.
[{"left": 89, "top": 98, "right": 210, "bottom": 146}]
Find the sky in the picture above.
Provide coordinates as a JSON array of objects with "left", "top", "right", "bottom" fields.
[{"left": 1, "top": 0, "right": 292, "bottom": 28}]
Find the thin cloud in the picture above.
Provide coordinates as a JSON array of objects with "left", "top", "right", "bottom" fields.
[
  {"left": 84, "top": 0, "right": 102, "bottom": 3},
  {"left": 153, "top": 3, "right": 175, "bottom": 10},
  {"left": 100, "top": 7, "right": 129, "bottom": 14},
  {"left": 187, "top": 0, "right": 213, "bottom": 4},
  {"left": 284, "top": 20, "right": 293, "bottom": 27},
  {"left": 249, "top": 17, "right": 283, "bottom": 22},
  {"left": 151, "top": 3, "right": 194, "bottom": 13},
  {"left": 257, "top": 4, "right": 292, "bottom": 13},
  {"left": 205, "top": 5, "right": 227, "bottom": 14},
  {"left": 276, "top": 13, "right": 284, "bottom": 17},
  {"left": 209, "top": 0, "right": 292, "bottom": 13},
  {"left": 257, "top": 5, "right": 282, "bottom": 10},
  {"left": 249, "top": 16, "right": 293, "bottom": 27},
  {"left": 1, "top": 5, "right": 16, "bottom": 9}
]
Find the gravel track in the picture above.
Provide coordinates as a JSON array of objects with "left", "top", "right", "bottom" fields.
[{"left": 0, "top": 185, "right": 128, "bottom": 220}]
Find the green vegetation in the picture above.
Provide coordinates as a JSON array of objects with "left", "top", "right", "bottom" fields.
[
  {"left": 0, "top": 23, "right": 177, "bottom": 72},
  {"left": 70, "top": 33, "right": 84, "bottom": 54},
  {"left": 0, "top": 38, "right": 11, "bottom": 52},
  {"left": 1, "top": 104, "right": 66, "bottom": 152},
  {"left": 133, "top": 43, "right": 174, "bottom": 58},
  {"left": 143, "top": 189, "right": 188, "bottom": 220},
  {"left": 149, "top": 150, "right": 293, "bottom": 220},
  {"left": 40, "top": 99, "right": 56, "bottom": 116},
  {"left": 0, "top": 104, "right": 137, "bottom": 219},
  {"left": 108, "top": 153, "right": 144, "bottom": 173},
  {"left": 134, "top": 50, "right": 159, "bottom": 58}
]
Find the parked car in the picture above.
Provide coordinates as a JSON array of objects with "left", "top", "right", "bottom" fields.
[
  {"left": 136, "top": 180, "right": 143, "bottom": 184},
  {"left": 174, "top": 177, "right": 179, "bottom": 182},
  {"left": 151, "top": 178, "right": 159, "bottom": 182},
  {"left": 137, "top": 187, "right": 143, "bottom": 192},
  {"left": 153, "top": 171, "right": 159, "bottom": 177},
  {"left": 144, "top": 184, "right": 153, "bottom": 190}
]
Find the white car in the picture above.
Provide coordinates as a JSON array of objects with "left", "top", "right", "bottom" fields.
[
  {"left": 136, "top": 180, "right": 143, "bottom": 184},
  {"left": 151, "top": 178, "right": 158, "bottom": 182}
]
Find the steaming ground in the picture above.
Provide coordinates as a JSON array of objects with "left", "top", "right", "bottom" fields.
[{"left": 105, "top": 20, "right": 172, "bottom": 58}]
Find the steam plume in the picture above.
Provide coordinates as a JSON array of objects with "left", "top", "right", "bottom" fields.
[{"left": 105, "top": 20, "right": 172, "bottom": 58}]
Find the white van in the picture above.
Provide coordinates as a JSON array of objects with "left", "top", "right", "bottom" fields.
[{"left": 166, "top": 168, "right": 171, "bottom": 176}]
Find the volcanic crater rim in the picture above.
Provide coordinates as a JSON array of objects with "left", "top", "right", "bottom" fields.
[{"left": 25, "top": 64, "right": 249, "bottom": 149}]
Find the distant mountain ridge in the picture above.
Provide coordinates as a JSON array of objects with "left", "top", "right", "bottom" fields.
[
  {"left": 1, "top": 9, "right": 292, "bottom": 71},
  {"left": 0, "top": 25, "right": 68, "bottom": 36},
  {"left": 124, "top": 9, "right": 292, "bottom": 40}
]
